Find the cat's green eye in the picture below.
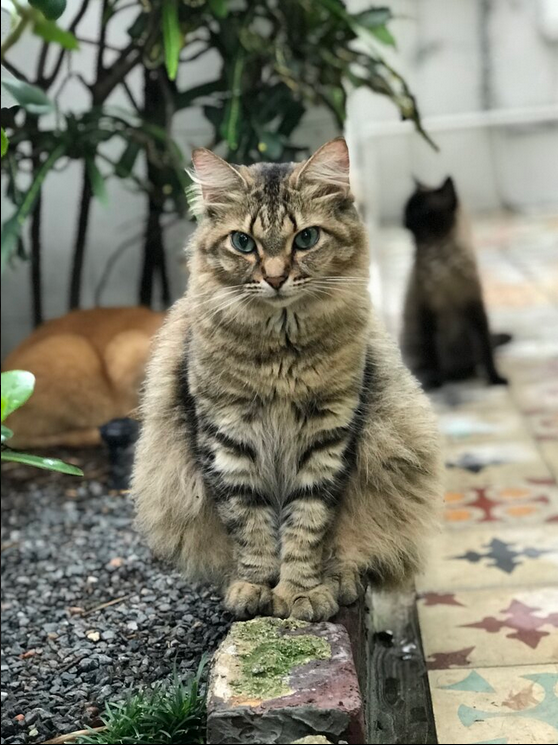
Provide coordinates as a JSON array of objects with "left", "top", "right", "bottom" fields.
[
  {"left": 294, "top": 226, "right": 320, "bottom": 250},
  {"left": 230, "top": 231, "right": 256, "bottom": 254}
]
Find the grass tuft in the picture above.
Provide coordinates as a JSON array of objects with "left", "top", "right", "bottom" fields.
[{"left": 76, "top": 661, "right": 207, "bottom": 744}]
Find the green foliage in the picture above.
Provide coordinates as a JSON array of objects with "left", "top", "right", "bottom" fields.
[
  {"left": 29, "top": 0, "right": 67, "bottom": 21},
  {"left": 32, "top": 17, "right": 79, "bottom": 50},
  {"left": 0, "top": 128, "right": 7, "bottom": 157},
  {"left": 0, "top": 0, "right": 432, "bottom": 304},
  {"left": 76, "top": 665, "right": 207, "bottom": 744},
  {"left": 1, "top": 370, "right": 35, "bottom": 421},
  {"left": 1, "top": 370, "right": 83, "bottom": 476},
  {"left": 1, "top": 142, "right": 66, "bottom": 270},
  {"left": 161, "top": 0, "right": 182, "bottom": 81},
  {"left": 86, "top": 156, "right": 108, "bottom": 205},
  {"left": 1, "top": 79, "right": 55, "bottom": 115}
]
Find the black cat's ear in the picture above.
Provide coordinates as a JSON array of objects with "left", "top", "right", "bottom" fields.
[
  {"left": 293, "top": 137, "right": 351, "bottom": 200},
  {"left": 188, "top": 148, "right": 247, "bottom": 215},
  {"left": 440, "top": 176, "right": 458, "bottom": 209}
]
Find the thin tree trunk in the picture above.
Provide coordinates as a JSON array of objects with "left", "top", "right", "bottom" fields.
[
  {"left": 68, "top": 167, "right": 93, "bottom": 309},
  {"left": 27, "top": 114, "right": 44, "bottom": 326},
  {"left": 139, "top": 67, "right": 172, "bottom": 308},
  {"left": 30, "top": 194, "right": 43, "bottom": 326}
]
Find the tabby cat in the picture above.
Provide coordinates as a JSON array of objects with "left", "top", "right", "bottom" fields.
[
  {"left": 3, "top": 307, "right": 164, "bottom": 448},
  {"left": 401, "top": 177, "right": 510, "bottom": 390},
  {"left": 133, "top": 139, "right": 442, "bottom": 622}
]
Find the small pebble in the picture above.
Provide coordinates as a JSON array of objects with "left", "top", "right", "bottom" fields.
[{"left": 1, "top": 457, "right": 231, "bottom": 744}]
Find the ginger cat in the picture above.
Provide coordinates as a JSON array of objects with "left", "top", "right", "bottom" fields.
[{"left": 3, "top": 307, "right": 164, "bottom": 449}]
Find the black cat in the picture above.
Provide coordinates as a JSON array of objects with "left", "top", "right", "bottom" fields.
[{"left": 401, "top": 177, "right": 510, "bottom": 390}]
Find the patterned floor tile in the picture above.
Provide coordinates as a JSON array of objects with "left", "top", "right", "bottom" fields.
[
  {"left": 443, "top": 482, "right": 558, "bottom": 528},
  {"left": 522, "top": 410, "right": 558, "bottom": 442},
  {"left": 418, "top": 587, "right": 558, "bottom": 670},
  {"left": 418, "top": 527, "right": 558, "bottom": 592},
  {"left": 438, "top": 408, "right": 528, "bottom": 445},
  {"left": 444, "top": 440, "right": 553, "bottom": 492},
  {"left": 512, "top": 379, "right": 558, "bottom": 413},
  {"left": 429, "top": 664, "right": 558, "bottom": 744},
  {"left": 539, "top": 442, "right": 558, "bottom": 481}
]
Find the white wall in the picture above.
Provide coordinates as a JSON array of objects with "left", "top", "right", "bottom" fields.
[{"left": 347, "top": 0, "right": 558, "bottom": 223}]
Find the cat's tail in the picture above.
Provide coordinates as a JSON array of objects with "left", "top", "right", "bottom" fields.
[{"left": 492, "top": 332, "right": 513, "bottom": 348}]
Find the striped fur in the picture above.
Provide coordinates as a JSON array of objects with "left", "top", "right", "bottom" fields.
[{"left": 133, "top": 139, "right": 443, "bottom": 621}]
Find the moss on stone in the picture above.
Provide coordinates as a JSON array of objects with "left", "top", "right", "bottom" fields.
[{"left": 229, "top": 618, "right": 331, "bottom": 700}]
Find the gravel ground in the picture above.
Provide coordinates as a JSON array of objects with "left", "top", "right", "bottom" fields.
[{"left": 1, "top": 454, "right": 232, "bottom": 745}]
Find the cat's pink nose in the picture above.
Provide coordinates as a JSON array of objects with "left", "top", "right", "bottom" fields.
[{"left": 265, "top": 275, "right": 288, "bottom": 290}]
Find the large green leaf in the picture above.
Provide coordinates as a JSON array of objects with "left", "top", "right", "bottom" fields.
[
  {"left": 1, "top": 80, "right": 55, "bottom": 116},
  {"left": 29, "top": 0, "right": 67, "bottom": 21},
  {"left": 1, "top": 143, "right": 66, "bottom": 270},
  {"left": 32, "top": 17, "right": 79, "bottom": 50},
  {"left": 1, "top": 128, "right": 8, "bottom": 157},
  {"left": 86, "top": 156, "right": 108, "bottom": 204},
  {"left": 1, "top": 450, "right": 83, "bottom": 476},
  {"left": 1, "top": 370, "right": 35, "bottom": 422},
  {"left": 162, "top": 0, "right": 182, "bottom": 81}
]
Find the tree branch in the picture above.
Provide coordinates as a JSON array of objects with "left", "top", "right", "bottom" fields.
[
  {"left": 96, "top": 0, "right": 109, "bottom": 79},
  {"left": 43, "top": 0, "right": 91, "bottom": 88},
  {"left": 75, "top": 36, "right": 121, "bottom": 52},
  {"left": 1, "top": 58, "right": 29, "bottom": 82},
  {"left": 180, "top": 44, "right": 210, "bottom": 64},
  {"left": 122, "top": 79, "right": 140, "bottom": 112}
]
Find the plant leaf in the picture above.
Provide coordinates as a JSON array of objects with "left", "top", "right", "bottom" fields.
[
  {"left": 32, "top": 17, "right": 79, "bottom": 50},
  {"left": 1, "top": 143, "right": 66, "bottom": 270},
  {"left": 174, "top": 78, "right": 226, "bottom": 111},
  {"left": 28, "top": 0, "right": 67, "bottom": 21},
  {"left": 370, "top": 24, "right": 396, "bottom": 47},
  {"left": 353, "top": 7, "right": 392, "bottom": 28},
  {"left": 1, "top": 127, "right": 8, "bottom": 157},
  {"left": 1, "top": 424, "right": 14, "bottom": 443},
  {"left": 86, "top": 156, "right": 108, "bottom": 204},
  {"left": 115, "top": 141, "right": 141, "bottom": 179},
  {"left": 222, "top": 51, "right": 245, "bottom": 151},
  {"left": 1, "top": 450, "right": 83, "bottom": 475},
  {"left": 209, "top": 0, "right": 229, "bottom": 20},
  {"left": 1, "top": 370, "right": 35, "bottom": 422},
  {"left": 1, "top": 80, "right": 55, "bottom": 116},
  {"left": 162, "top": 0, "right": 182, "bottom": 81}
]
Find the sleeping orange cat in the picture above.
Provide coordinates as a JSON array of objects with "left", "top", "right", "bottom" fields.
[{"left": 2, "top": 307, "right": 164, "bottom": 448}]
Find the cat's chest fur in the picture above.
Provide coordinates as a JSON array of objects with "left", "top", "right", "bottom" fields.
[{"left": 189, "top": 308, "right": 365, "bottom": 500}]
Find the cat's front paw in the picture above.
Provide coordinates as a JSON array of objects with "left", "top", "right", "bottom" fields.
[
  {"left": 272, "top": 582, "right": 339, "bottom": 622},
  {"left": 224, "top": 580, "right": 272, "bottom": 619},
  {"left": 325, "top": 562, "right": 363, "bottom": 607}
]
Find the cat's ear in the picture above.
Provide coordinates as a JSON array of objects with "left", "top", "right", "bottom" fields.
[
  {"left": 293, "top": 137, "right": 351, "bottom": 199},
  {"left": 440, "top": 176, "right": 457, "bottom": 209},
  {"left": 188, "top": 148, "right": 247, "bottom": 215}
]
